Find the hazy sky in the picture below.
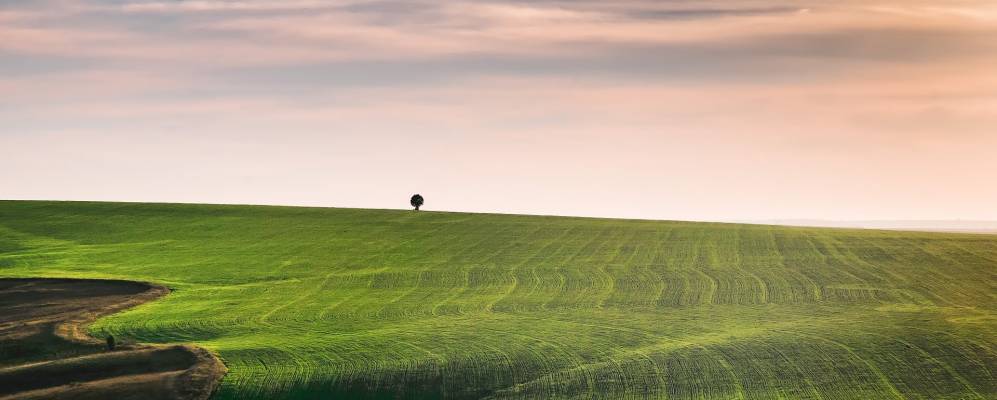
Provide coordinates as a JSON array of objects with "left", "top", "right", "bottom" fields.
[{"left": 2, "top": 0, "right": 996, "bottom": 221}]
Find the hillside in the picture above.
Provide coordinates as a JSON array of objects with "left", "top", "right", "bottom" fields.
[
  {"left": 0, "top": 278, "right": 224, "bottom": 400},
  {"left": 0, "top": 200, "right": 994, "bottom": 399}
]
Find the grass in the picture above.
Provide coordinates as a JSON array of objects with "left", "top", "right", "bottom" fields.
[{"left": 0, "top": 200, "right": 994, "bottom": 399}]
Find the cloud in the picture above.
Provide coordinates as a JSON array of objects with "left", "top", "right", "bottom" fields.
[
  {"left": 117, "top": 0, "right": 339, "bottom": 13},
  {"left": 3, "top": 0, "right": 995, "bottom": 94},
  {"left": 4, "top": 0, "right": 996, "bottom": 71}
]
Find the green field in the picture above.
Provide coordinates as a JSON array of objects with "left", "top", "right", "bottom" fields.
[{"left": 0, "top": 200, "right": 994, "bottom": 399}]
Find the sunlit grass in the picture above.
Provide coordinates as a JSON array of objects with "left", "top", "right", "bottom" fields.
[{"left": 1, "top": 200, "right": 994, "bottom": 399}]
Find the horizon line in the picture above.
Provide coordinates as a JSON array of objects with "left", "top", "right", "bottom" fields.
[{"left": 4, "top": 198, "right": 996, "bottom": 234}]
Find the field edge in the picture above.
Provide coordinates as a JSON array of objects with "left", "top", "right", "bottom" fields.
[{"left": 0, "top": 277, "right": 228, "bottom": 400}]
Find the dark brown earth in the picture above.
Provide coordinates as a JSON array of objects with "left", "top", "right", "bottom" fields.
[{"left": 0, "top": 278, "right": 226, "bottom": 400}]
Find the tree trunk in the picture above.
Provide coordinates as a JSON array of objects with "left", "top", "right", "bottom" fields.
[{"left": 414, "top": 205, "right": 420, "bottom": 211}]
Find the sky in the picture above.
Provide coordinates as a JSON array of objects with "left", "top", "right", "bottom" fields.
[{"left": 2, "top": 0, "right": 996, "bottom": 222}]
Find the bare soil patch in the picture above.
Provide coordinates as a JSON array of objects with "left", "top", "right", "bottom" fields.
[{"left": 0, "top": 278, "right": 226, "bottom": 400}]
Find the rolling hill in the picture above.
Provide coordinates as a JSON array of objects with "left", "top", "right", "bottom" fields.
[{"left": 0, "top": 200, "right": 994, "bottom": 399}]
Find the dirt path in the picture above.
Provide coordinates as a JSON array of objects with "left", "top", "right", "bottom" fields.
[{"left": 0, "top": 278, "right": 226, "bottom": 400}]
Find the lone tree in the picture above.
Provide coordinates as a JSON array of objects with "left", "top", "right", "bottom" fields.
[
  {"left": 106, "top": 334, "right": 116, "bottom": 351},
  {"left": 410, "top": 194, "right": 424, "bottom": 211}
]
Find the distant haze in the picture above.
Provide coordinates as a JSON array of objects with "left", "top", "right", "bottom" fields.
[
  {"left": 2, "top": 0, "right": 996, "bottom": 221},
  {"left": 745, "top": 220, "right": 997, "bottom": 234}
]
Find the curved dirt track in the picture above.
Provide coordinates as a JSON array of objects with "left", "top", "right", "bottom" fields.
[{"left": 0, "top": 278, "right": 226, "bottom": 400}]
